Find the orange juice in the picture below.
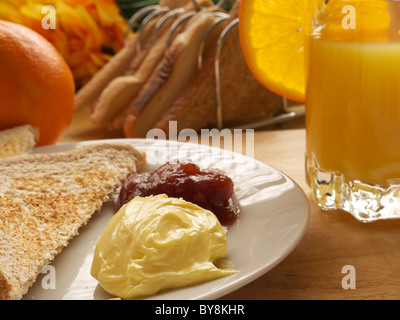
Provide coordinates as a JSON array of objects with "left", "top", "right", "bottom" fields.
[{"left": 306, "top": 37, "right": 400, "bottom": 186}]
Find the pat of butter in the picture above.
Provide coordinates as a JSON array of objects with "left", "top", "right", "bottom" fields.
[{"left": 90, "top": 194, "right": 236, "bottom": 299}]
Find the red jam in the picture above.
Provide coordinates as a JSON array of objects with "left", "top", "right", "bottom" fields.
[{"left": 116, "top": 161, "right": 240, "bottom": 226}]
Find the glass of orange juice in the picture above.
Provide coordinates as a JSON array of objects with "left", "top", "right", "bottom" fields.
[{"left": 305, "top": 0, "right": 400, "bottom": 222}]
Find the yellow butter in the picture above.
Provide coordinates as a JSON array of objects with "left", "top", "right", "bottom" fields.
[{"left": 90, "top": 194, "right": 236, "bottom": 299}]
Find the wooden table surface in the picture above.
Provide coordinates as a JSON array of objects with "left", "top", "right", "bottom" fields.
[
  {"left": 62, "top": 111, "right": 400, "bottom": 300},
  {"left": 223, "top": 128, "right": 400, "bottom": 300}
]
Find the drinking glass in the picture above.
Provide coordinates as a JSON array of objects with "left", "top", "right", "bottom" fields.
[{"left": 305, "top": 0, "right": 400, "bottom": 222}]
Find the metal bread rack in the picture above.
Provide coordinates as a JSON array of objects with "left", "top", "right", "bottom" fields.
[
  {"left": 214, "top": 17, "right": 305, "bottom": 130},
  {"left": 123, "top": 0, "right": 305, "bottom": 132}
]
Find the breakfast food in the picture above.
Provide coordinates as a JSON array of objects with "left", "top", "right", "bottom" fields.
[
  {"left": 91, "top": 194, "right": 237, "bottom": 299},
  {"left": 0, "top": 20, "right": 75, "bottom": 146},
  {"left": 155, "top": 0, "right": 284, "bottom": 134},
  {"left": 0, "top": 0, "right": 128, "bottom": 89},
  {"left": 90, "top": 0, "right": 209, "bottom": 126},
  {"left": 74, "top": 0, "right": 197, "bottom": 113},
  {"left": 0, "top": 143, "right": 145, "bottom": 300},
  {"left": 116, "top": 161, "right": 240, "bottom": 226},
  {"left": 119, "top": 5, "right": 226, "bottom": 138},
  {"left": 76, "top": 0, "right": 284, "bottom": 138},
  {"left": 0, "top": 125, "right": 39, "bottom": 159},
  {"left": 239, "top": 0, "right": 306, "bottom": 102}
]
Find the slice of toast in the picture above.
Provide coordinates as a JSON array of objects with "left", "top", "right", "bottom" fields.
[
  {"left": 90, "top": 0, "right": 207, "bottom": 126},
  {"left": 0, "top": 125, "right": 39, "bottom": 159},
  {"left": 154, "top": 1, "right": 283, "bottom": 134},
  {"left": 74, "top": 0, "right": 188, "bottom": 113},
  {"left": 0, "top": 143, "right": 145, "bottom": 300},
  {"left": 120, "top": 6, "right": 227, "bottom": 138},
  {"left": 74, "top": 35, "right": 139, "bottom": 112}
]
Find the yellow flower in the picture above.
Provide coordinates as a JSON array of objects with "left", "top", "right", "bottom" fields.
[{"left": 0, "top": 0, "right": 128, "bottom": 89}]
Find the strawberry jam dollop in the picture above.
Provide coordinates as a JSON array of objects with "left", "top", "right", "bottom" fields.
[{"left": 116, "top": 161, "right": 240, "bottom": 226}]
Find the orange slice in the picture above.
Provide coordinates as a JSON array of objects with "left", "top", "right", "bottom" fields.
[
  {"left": 319, "top": 1, "right": 391, "bottom": 42},
  {"left": 238, "top": 0, "right": 394, "bottom": 103},
  {"left": 239, "top": 0, "right": 308, "bottom": 103}
]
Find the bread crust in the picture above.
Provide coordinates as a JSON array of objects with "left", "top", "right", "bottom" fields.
[
  {"left": 0, "top": 272, "right": 13, "bottom": 300},
  {"left": 0, "top": 143, "right": 145, "bottom": 300}
]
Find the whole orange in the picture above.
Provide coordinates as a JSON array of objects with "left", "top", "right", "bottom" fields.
[{"left": 0, "top": 20, "right": 75, "bottom": 146}]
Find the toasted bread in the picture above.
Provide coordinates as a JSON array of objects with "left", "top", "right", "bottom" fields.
[
  {"left": 74, "top": 0, "right": 188, "bottom": 113},
  {"left": 90, "top": 0, "right": 208, "bottom": 126},
  {"left": 0, "top": 143, "right": 145, "bottom": 300},
  {"left": 154, "top": 1, "right": 283, "bottom": 134},
  {"left": 0, "top": 125, "right": 39, "bottom": 159},
  {"left": 83, "top": 0, "right": 284, "bottom": 137},
  {"left": 120, "top": 6, "right": 227, "bottom": 138},
  {"left": 74, "top": 36, "right": 139, "bottom": 112}
]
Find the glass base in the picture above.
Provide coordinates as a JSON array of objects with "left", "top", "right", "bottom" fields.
[{"left": 306, "top": 155, "right": 400, "bottom": 222}]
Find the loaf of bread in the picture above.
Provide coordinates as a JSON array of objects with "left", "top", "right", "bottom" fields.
[
  {"left": 0, "top": 143, "right": 145, "bottom": 300},
  {"left": 0, "top": 125, "right": 39, "bottom": 159}
]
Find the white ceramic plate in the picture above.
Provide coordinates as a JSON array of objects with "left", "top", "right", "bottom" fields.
[{"left": 24, "top": 138, "right": 310, "bottom": 300}]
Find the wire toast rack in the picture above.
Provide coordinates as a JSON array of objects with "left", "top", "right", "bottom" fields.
[{"left": 123, "top": 0, "right": 305, "bottom": 131}]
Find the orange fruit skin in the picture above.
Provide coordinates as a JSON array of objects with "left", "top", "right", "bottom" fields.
[{"left": 0, "top": 20, "right": 75, "bottom": 146}]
